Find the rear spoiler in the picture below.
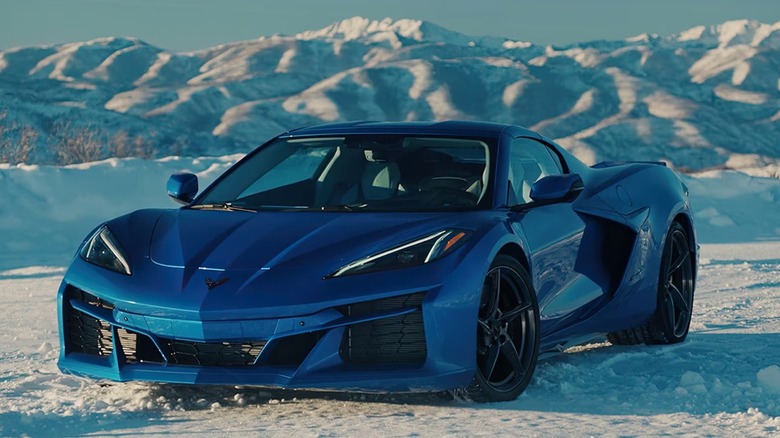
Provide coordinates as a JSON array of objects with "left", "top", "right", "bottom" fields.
[{"left": 591, "top": 161, "right": 667, "bottom": 169}]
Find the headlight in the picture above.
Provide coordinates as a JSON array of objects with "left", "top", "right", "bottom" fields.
[
  {"left": 79, "top": 225, "right": 132, "bottom": 275},
  {"left": 329, "top": 229, "right": 471, "bottom": 278}
]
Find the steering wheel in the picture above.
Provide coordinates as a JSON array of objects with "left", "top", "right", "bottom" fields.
[
  {"left": 431, "top": 187, "right": 478, "bottom": 205},
  {"left": 419, "top": 176, "right": 479, "bottom": 206}
]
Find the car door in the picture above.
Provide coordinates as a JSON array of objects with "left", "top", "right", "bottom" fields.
[{"left": 507, "top": 137, "right": 604, "bottom": 334}]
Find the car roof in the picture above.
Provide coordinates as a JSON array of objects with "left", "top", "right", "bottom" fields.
[{"left": 281, "top": 120, "right": 537, "bottom": 138}]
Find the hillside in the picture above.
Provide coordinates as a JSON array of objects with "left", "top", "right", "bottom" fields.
[{"left": 0, "top": 17, "right": 778, "bottom": 173}]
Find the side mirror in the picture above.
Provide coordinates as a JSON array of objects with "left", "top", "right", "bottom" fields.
[
  {"left": 530, "top": 174, "right": 583, "bottom": 202},
  {"left": 167, "top": 172, "right": 198, "bottom": 205}
]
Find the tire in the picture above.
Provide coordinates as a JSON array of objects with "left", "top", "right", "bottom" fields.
[
  {"left": 608, "top": 221, "right": 695, "bottom": 345},
  {"left": 460, "top": 255, "right": 540, "bottom": 402}
]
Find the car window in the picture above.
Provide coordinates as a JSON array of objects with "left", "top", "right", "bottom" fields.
[
  {"left": 238, "top": 146, "right": 333, "bottom": 198},
  {"left": 196, "top": 135, "right": 493, "bottom": 211},
  {"left": 508, "top": 137, "right": 563, "bottom": 205}
]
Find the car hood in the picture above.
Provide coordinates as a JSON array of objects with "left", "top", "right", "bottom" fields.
[{"left": 149, "top": 209, "right": 464, "bottom": 273}]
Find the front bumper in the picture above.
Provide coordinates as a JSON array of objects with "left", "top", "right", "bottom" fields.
[{"left": 57, "top": 283, "right": 475, "bottom": 392}]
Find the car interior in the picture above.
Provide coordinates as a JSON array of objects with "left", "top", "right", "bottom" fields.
[{"left": 203, "top": 136, "right": 490, "bottom": 211}]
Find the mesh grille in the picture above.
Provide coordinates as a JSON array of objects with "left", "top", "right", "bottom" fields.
[
  {"left": 264, "top": 332, "right": 322, "bottom": 366},
  {"left": 116, "top": 328, "right": 165, "bottom": 364},
  {"left": 339, "top": 293, "right": 427, "bottom": 365},
  {"left": 65, "top": 288, "right": 114, "bottom": 356},
  {"left": 162, "top": 339, "right": 267, "bottom": 366},
  {"left": 62, "top": 287, "right": 267, "bottom": 367},
  {"left": 69, "top": 288, "right": 115, "bottom": 311}
]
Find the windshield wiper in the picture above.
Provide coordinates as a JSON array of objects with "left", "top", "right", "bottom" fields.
[
  {"left": 319, "top": 203, "right": 368, "bottom": 212},
  {"left": 189, "top": 202, "right": 258, "bottom": 213},
  {"left": 267, "top": 204, "right": 368, "bottom": 212}
]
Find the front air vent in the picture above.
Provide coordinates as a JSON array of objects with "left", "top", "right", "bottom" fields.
[
  {"left": 64, "top": 286, "right": 114, "bottom": 357},
  {"left": 69, "top": 287, "right": 115, "bottom": 311},
  {"left": 339, "top": 293, "right": 427, "bottom": 365},
  {"left": 161, "top": 338, "right": 267, "bottom": 366},
  {"left": 116, "top": 328, "right": 165, "bottom": 364},
  {"left": 66, "top": 308, "right": 114, "bottom": 357},
  {"left": 337, "top": 292, "right": 426, "bottom": 317},
  {"left": 263, "top": 332, "right": 323, "bottom": 366}
]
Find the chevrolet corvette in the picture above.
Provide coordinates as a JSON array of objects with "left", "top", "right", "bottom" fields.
[{"left": 58, "top": 121, "right": 697, "bottom": 402}]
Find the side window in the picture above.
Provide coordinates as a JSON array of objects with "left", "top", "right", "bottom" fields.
[{"left": 508, "top": 137, "right": 563, "bottom": 205}]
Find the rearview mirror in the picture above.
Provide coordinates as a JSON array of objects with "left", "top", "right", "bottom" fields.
[
  {"left": 167, "top": 172, "right": 198, "bottom": 205},
  {"left": 530, "top": 174, "right": 583, "bottom": 202}
]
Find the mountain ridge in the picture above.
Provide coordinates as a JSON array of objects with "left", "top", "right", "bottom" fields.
[{"left": 0, "top": 17, "right": 778, "bottom": 174}]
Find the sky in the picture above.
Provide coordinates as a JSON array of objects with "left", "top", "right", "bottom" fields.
[{"left": 1, "top": 0, "right": 780, "bottom": 51}]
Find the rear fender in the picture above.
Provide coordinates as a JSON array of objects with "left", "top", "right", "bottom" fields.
[{"left": 576, "top": 163, "right": 692, "bottom": 324}]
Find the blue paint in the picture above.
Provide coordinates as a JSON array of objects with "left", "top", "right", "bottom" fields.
[{"left": 58, "top": 121, "right": 696, "bottom": 393}]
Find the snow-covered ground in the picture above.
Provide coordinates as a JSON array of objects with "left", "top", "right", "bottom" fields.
[{"left": 1, "top": 157, "right": 779, "bottom": 436}]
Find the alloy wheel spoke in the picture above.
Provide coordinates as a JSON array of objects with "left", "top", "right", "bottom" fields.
[
  {"left": 500, "top": 337, "right": 525, "bottom": 376},
  {"left": 667, "top": 282, "right": 690, "bottom": 315},
  {"left": 669, "top": 249, "right": 689, "bottom": 275},
  {"left": 481, "top": 343, "right": 501, "bottom": 380},
  {"left": 498, "top": 302, "right": 531, "bottom": 324},
  {"left": 664, "top": 293, "right": 677, "bottom": 325},
  {"left": 477, "top": 318, "right": 491, "bottom": 333},
  {"left": 520, "top": 317, "right": 527, "bottom": 356},
  {"left": 663, "top": 238, "right": 674, "bottom": 272}
]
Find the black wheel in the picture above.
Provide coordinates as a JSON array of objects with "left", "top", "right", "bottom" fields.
[
  {"left": 608, "top": 222, "right": 695, "bottom": 345},
  {"left": 461, "top": 255, "right": 540, "bottom": 402}
]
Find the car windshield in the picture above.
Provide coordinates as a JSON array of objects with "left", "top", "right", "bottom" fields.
[{"left": 194, "top": 135, "right": 493, "bottom": 212}]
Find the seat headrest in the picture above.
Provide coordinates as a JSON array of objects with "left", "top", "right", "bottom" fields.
[
  {"left": 362, "top": 162, "right": 400, "bottom": 200},
  {"left": 364, "top": 149, "right": 388, "bottom": 162}
]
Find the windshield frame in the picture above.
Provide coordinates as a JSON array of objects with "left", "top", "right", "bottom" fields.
[{"left": 190, "top": 133, "right": 499, "bottom": 213}]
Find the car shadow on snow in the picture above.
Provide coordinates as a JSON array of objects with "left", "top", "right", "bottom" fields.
[{"left": 135, "top": 383, "right": 455, "bottom": 409}]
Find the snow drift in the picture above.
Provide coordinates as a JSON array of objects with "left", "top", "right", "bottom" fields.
[{"left": 2, "top": 155, "right": 780, "bottom": 271}]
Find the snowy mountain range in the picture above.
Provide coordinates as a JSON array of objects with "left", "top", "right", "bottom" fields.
[{"left": 0, "top": 17, "right": 778, "bottom": 172}]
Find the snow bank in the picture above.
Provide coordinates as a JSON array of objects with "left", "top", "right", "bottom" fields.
[
  {"left": 757, "top": 366, "right": 780, "bottom": 395},
  {"left": 2, "top": 157, "right": 780, "bottom": 270},
  {"left": 683, "top": 170, "right": 780, "bottom": 242},
  {"left": 0, "top": 156, "right": 237, "bottom": 269}
]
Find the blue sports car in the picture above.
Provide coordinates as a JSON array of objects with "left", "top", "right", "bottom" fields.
[{"left": 58, "top": 121, "right": 696, "bottom": 402}]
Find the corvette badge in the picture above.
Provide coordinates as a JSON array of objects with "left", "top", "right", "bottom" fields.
[{"left": 205, "top": 277, "right": 229, "bottom": 290}]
